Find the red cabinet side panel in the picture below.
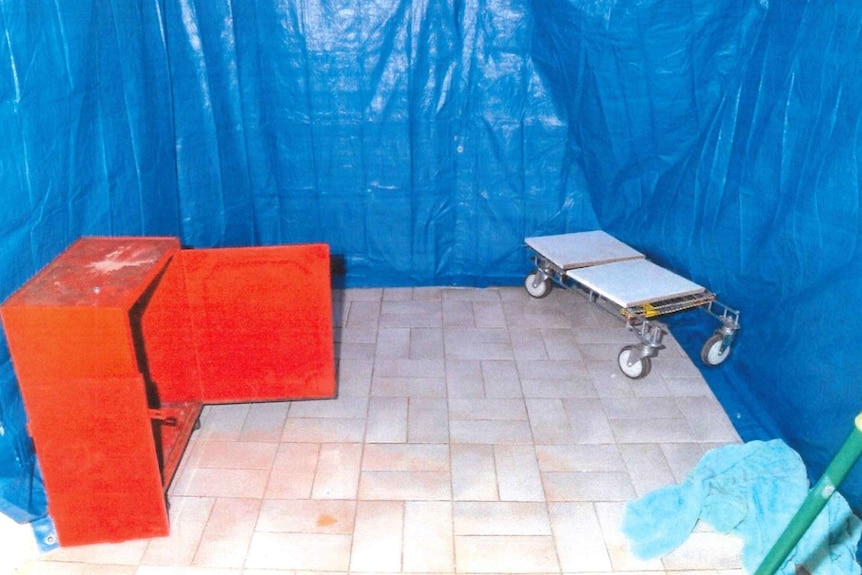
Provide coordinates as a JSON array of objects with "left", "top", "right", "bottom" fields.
[
  {"left": 0, "top": 306, "right": 139, "bottom": 385},
  {"left": 24, "top": 376, "right": 168, "bottom": 546},
  {"left": 179, "top": 244, "right": 336, "bottom": 403}
]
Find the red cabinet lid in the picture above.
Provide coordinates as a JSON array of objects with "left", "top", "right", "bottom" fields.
[{"left": 3, "top": 237, "right": 179, "bottom": 308}]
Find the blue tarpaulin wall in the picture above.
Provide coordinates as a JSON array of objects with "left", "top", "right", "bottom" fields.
[{"left": 2, "top": 0, "right": 862, "bottom": 548}]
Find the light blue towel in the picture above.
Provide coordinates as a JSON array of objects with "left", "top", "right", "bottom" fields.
[{"left": 622, "top": 439, "right": 861, "bottom": 574}]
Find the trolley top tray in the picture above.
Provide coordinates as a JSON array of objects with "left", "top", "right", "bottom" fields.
[
  {"left": 525, "top": 231, "right": 644, "bottom": 270},
  {"left": 566, "top": 258, "right": 706, "bottom": 308}
]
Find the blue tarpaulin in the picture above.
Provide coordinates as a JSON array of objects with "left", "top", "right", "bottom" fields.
[{"left": 2, "top": 0, "right": 862, "bottom": 554}]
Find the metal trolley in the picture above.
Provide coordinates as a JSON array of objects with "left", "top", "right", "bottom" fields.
[{"left": 523, "top": 231, "right": 740, "bottom": 379}]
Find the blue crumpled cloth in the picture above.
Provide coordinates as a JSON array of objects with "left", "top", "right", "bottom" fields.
[{"left": 622, "top": 439, "right": 861, "bottom": 574}]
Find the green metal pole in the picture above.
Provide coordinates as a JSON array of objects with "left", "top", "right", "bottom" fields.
[{"left": 753, "top": 412, "right": 862, "bottom": 575}]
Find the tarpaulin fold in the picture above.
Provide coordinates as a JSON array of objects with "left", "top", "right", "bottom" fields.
[{"left": 2, "top": 0, "right": 862, "bottom": 554}]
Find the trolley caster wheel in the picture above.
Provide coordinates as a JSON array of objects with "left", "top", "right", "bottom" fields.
[
  {"left": 701, "top": 333, "right": 731, "bottom": 366},
  {"left": 618, "top": 345, "right": 651, "bottom": 379},
  {"left": 524, "top": 272, "right": 552, "bottom": 298}
]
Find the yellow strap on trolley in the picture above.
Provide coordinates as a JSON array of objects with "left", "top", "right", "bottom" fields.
[{"left": 642, "top": 302, "right": 659, "bottom": 318}]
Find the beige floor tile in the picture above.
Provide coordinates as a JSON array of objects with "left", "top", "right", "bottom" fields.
[
  {"left": 511, "top": 328, "right": 551, "bottom": 361},
  {"left": 25, "top": 287, "right": 747, "bottom": 575},
  {"left": 287, "top": 397, "right": 367, "bottom": 419},
  {"left": 137, "top": 567, "right": 242, "bottom": 574},
  {"left": 333, "top": 341, "right": 376, "bottom": 360},
  {"left": 657, "top": 355, "right": 704, "bottom": 378},
  {"left": 451, "top": 443, "right": 498, "bottom": 501},
  {"left": 362, "top": 443, "right": 449, "bottom": 471},
  {"left": 311, "top": 443, "right": 363, "bottom": 499},
  {"left": 540, "top": 329, "right": 585, "bottom": 361},
  {"left": 365, "top": 397, "right": 408, "bottom": 443},
  {"left": 194, "top": 441, "right": 278, "bottom": 470},
  {"left": 481, "top": 360, "right": 523, "bottom": 397},
  {"left": 520, "top": 377, "right": 598, "bottom": 399},
  {"left": 594, "top": 501, "right": 664, "bottom": 572},
  {"left": 586, "top": 361, "right": 637, "bottom": 398},
  {"left": 244, "top": 532, "right": 352, "bottom": 571},
  {"left": 572, "top": 325, "right": 636, "bottom": 345},
  {"left": 334, "top": 325, "right": 378, "bottom": 345},
  {"left": 563, "top": 399, "right": 616, "bottom": 444},
  {"left": 609, "top": 417, "right": 697, "bottom": 443},
  {"left": 238, "top": 402, "right": 290, "bottom": 442},
  {"left": 542, "top": 471, "right": 636, "bottom": 502},
  {"left": 473, "top": 301, "right": 507, "bottom": 328},
  {"left": 413, "top": 286, "right": 444, "bottom": 300},
  {"left": 381, "top": 299, "right": 441, "bottom": 317},
  {"left": 334, "top": 358, "right": 374, "bottom": 397},
  {"left": 15, "top": 563, "right": 84, "bottom": 575},
  {"left": 519, "top": 358, "right": 592, "bottom": 380},
  {"left": 631, "top": 376, "right": 673, "bottom": 398},
  {"left": 449, "top": 419, "right": 534, "bottom": 444},
  {"left": 36, "top": 539, "right": 149, "bottom": 567},
  {"left": 578, "top": 342, "right": 638, "bottom": 364},
  {"left": 548, "top": 502, "right": 612, "bottom": 573},
  {"left": 403, "top": 501, "right": 454, "bottom": 573},
  {"left": 448, "top": 397, "right": 527, "bottom": 421},
  {"left": 602, "top": 396, "right": 683, "bottom": 420},
  {"left": 661, "top": 529, "right": 744, "bottom": 571},
  {"left": 345, "top": 300, "right": 381, "bottom": 328},
  {"left": 526, "top": 399, "right": 578, "bottom": 445},
  {"left": 409, "top": 327, "right": 445, "bottom": 359},
  {"left": 454, "top": 535, "right": 560, "bottom": 573},
  {"left": 196, "top": 404, "right": 251, "bottom": 442},
  {"left": 443, "top": 299, "right": 476, "bottom": 327},
  {"left": 494, "top": 444, "right": 544, "bottom": 501},
  {"left": 171, "top": 468, "right": 269, "bottom": 499},
  {"left": 81, "top": 566, "right": 140, "bottom": 575},
  {"left": 664, "top": 375, "right": 716, "bottom": 397},
  {"left": 454, "top": 502, "right": 551, "bottom": 535},
  {"left": 677, "top": 397, "right": 742, "bottom": 443},
  {"left": 265, "top": 443, "right": 320, "bottom": 499},
  {"left": 142, "top": 497, "right": 214, "bottom": 566},
  {"left": 407, "top": 397, "right": 450, "bottom": 443},
  {"left": 661, "top": 442, "right": 708, "bottom": 482},
  {"left": 371, "top": 376, "right": 447, "bottom": 398},
  {"left": 379, "top": 310, "right": 442, "bottom": 329},
  {"left": 375, "top": 358, "right": 446, "bottom": 379},
  {"left": 256, "top": 499, "right": 355, "bottom": 534},
  {"left": 343, "top": 287, "right": 384, "bottom": 301},
  {"left": 618, "top": 443, "right": 677, "bottom": 497},
  {"left": 375, "top": 327, "right": 411, "bottom": 358},
  {"left": 280, "top": 417, "right": 366, "bottom": 443},
  {"left": 444, "top": 328, "right": 514, "bottom": 360},
  {"left": 358, "top": 470, "right": 451, "bottom": 500},
  {"left": 350, "top": 501, "right": 403, "bottom": 572},
  {"left": 535, "top": 444, "right": 626, "bottom": 473},
  {"left": 445, "top": 359, "right": 485, "bottom": 397},
  {"left": 192, "top": 498, "right": 259, "bottom": 568}
]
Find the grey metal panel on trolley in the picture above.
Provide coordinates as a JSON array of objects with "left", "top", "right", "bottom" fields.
[
  {"left": 566, "top": 258, "right": 706, "bottom": 308},
  {"left": 524, "top": 230, "right": 644, "bottom": 270},
  {"left": 523, "top": 230, "right": 741, "bottom": 379}
]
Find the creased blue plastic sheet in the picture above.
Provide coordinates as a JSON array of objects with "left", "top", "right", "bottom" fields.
[
  {"left": 623, "top": 440, "right": 861, "bottom": 574},
  {"left": 2, "top": 0, "right": 862, "bottom": 558},
  {"left": 530, "top": 0, "right": 862, "bottom": 528},
  {"left": 163, "top": 0, "right": 591, "bottom": 284}
]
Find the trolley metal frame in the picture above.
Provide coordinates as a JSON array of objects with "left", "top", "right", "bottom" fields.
[{"left": 524, "top": 232, "right": 740, "bottom": 379}]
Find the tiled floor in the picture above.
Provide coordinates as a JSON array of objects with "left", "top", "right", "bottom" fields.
[{"left": 15, "top": 286, "right": 745, "bottom": 575}]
